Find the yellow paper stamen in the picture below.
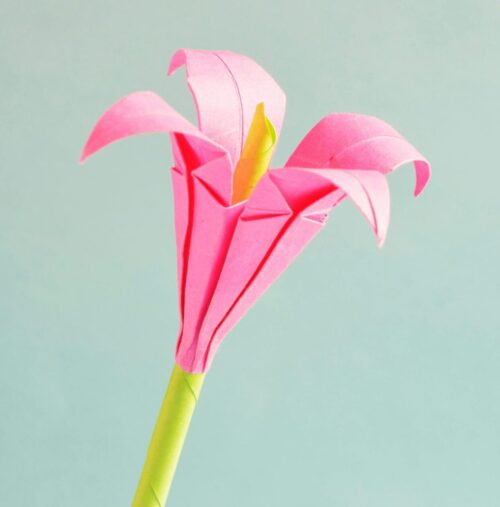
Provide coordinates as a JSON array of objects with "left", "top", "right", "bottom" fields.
[{"left": 231, "top": 102, "right": 277, "bottom": 204}]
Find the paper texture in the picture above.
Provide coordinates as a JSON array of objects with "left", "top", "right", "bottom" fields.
[{"left": 82, "top": 48, "right": 431, "bottom": 373}]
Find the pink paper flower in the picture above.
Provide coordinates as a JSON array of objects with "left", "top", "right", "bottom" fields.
[{"left": 81, "top": 48, "right": 430, "bottom": 373}]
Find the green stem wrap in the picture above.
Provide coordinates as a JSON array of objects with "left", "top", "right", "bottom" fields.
[{"left": 132, "top": 363, "right": 205, "bottom": 506}]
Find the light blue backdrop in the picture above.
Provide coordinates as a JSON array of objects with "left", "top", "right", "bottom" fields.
[{"left": 1, "top": 1, "right": 499, "bottom": 505}]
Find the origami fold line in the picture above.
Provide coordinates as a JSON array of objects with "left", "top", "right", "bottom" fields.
[{"left": 82, "top": 49, "right": 431, "bottom": 373}]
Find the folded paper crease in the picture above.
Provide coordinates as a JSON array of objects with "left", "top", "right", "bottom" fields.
[{"left": 81, "top": 48, "right": 431, "bottom": 373}]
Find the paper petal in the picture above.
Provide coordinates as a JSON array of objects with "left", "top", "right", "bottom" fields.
[
  {"left": 304, "top": 168, "right": 390, "bottom": 246},
  {"left": 168, "top": 49, "right": 286, "bottom": 167},
  {"left": 80, "top": 91, "right": 225, "bottom": 164},
  {"left": 286, "top": 113, "right": 431, "bottom": 196}
]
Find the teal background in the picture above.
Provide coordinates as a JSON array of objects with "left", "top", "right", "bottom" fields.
[{"left": 1, "top": 1, "right": 499, "bottom": 505}]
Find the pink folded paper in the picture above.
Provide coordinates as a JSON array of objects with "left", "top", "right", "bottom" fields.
[{"left": 81, "top": 48, "right": 431, "bottom": 373}]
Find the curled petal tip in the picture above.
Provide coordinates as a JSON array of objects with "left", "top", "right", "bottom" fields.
[
  {"left": 167, "top": 49, "right": 186, "bottom": 76},
  {"left": 79, "top": 144, "right": 91, "bottom": 164},
  {"left": 413, "top": 160, "right": 431, "bottom": 197},
  {"left": 79, "top": 134, "right": 99, "bottom": 163}
]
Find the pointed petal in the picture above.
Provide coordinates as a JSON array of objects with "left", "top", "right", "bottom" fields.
[
  {"left": 80, "top": 91, "right": 225, "bottom": 163},
  {"left": 286, "top": 113, "right": 431, "bottom": 196},
  {"left": 168, "top": 49, "right": 286, "bottom": 166}
]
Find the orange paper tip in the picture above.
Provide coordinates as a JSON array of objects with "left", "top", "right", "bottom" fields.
[{"left": 231, "top": 102, "right": 277, "bottom": 204}]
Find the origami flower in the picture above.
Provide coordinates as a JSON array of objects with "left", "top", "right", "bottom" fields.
[{"left": 82, "top": 48, "right": 430, "bottom": 506}]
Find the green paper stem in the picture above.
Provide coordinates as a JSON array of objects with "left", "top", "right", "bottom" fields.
[{"left": 132, "top": 363, "right": 205, "bottom": 506}]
